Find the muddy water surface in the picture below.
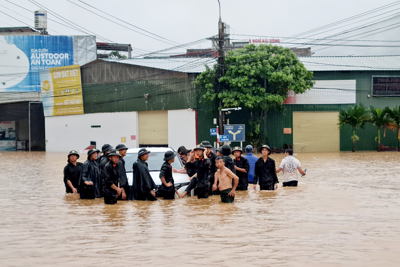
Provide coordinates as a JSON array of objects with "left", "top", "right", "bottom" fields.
[{"left": 0, "top": 151, "right": 400, "bottom": 266}]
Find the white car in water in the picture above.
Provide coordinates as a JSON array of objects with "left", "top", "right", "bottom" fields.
[{"left": 124, "top": 147, "right": 191, "bottom": 194}]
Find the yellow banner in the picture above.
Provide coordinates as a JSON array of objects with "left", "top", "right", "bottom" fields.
[{"left": 40, "top": 64, "right": 84, "bottom": 116}]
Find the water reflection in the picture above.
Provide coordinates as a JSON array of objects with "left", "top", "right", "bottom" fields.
[{"left": 1, "top": 151, "right": 400, "bottom": 266}]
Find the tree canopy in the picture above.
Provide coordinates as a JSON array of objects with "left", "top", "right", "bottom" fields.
[
  {"left": 195, "top": 44, "right": 314, "bottom": 146},
  {"left": 195, "top": 44, "right": 314, "bottom": 111}
]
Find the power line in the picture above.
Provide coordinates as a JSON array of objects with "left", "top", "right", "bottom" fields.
[
  {"left": 28, "top": 0, "right": 113, "bottom": 42},
  {"left": 75, "top": 0, "right": 179, "bottom": 45}
]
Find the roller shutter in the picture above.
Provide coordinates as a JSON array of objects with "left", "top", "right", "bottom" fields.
[
  {"left": 293, "top": 112, "right": 339, "bottom": 152},
  {"left": 138, "top": 110, "right": 168, "bottom": 146}
]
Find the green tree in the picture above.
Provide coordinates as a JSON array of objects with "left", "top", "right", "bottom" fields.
[
  {"left": 388, "top": 106, "right": 400, "bottom": 151},
  {"left": 338, "top": 105, "right": 369, "bottom": 152},
  {"left": 369, "top": 106, "right": 393, "bottom": 152},
  {"left": 108, "top": 51, "right": 127, "bottom": 59},
  {"left": 195, "top": 44, "right": 314, "bottom": 147}
]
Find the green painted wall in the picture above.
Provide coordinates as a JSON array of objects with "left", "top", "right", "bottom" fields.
[
  {"left": 82, "top": 76, "right": 200, "bottom": 113},
  {"left": 197, "top": 70, "right": 400, "bottom": 151}
]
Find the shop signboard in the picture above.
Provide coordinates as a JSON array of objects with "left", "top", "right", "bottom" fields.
[
  {"left": 0, "top": 35, "right": 96, "bottom": 92},
  {"left": 39, "top": 64, "right": 84, "bottom": 116}
]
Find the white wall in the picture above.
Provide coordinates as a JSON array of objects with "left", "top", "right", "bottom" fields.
[
  {"left": 168, "top": 109, "right": 196, "bottom": 150},
  {"left": 45, "top": 112, "right": 138, "bottom": 152}
]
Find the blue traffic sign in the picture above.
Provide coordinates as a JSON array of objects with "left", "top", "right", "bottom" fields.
[
  {"left": 224, "top": 124, "right": 245, "bottom": 141},
  {"left": 219, "top": 135, "right": 230, "bottom": 142},
  {"left": 210, "top": 128, "right": 217, "bottom": 136}
]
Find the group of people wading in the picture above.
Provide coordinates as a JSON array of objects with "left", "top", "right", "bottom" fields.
[{"left": 63, "top": 141, "right": 306, "bottom": 204}]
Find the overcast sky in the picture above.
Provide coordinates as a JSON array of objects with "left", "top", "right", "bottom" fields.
[{"left": 1, "top": 0, "right": 399, "bottom": 56}]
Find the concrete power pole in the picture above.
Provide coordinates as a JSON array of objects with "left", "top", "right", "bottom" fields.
[{"left": 217, "top": 0, "right": 225, "bottom": 139}]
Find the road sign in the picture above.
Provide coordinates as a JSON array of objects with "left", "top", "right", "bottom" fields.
[
  {"left": 210, "top": 128, "right": 217, "bottom": 136},
  {"left": 224, "top": 124, "right": 245, "bottom": 141},
  {"left": 219, "top": 135, "right": 230, "bottom": 142}
]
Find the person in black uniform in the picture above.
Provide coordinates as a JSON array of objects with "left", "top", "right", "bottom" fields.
[
  {"left": 79, "top": 148, "right": 102, "bottom": 199},
  {"left": 232, "top": 147, "right": 250, "bottom": 191},
  {"left": 103, "top": 149, "right": 122, "bottom": 204},
  {"left": 115, "top": 144, "right": 129, "bottom": 200},
  {"left": 201, "top": 140, "right": 217, "bottom": 195},
  {"left": 181, "top": 144, "right": 211, "bottom": 199},
  {"left": 253, "top": 145, "right": 279, "bottom": 191},
  {"left": 179, "top": 149, "right": 197, "bottom": 198},
  {"left": 220, "top": 144, "right": 236, "bottom": 173},
  {"left": 99, "top": 144, "right": 113, "bottom": 169},
  {"left": 132, "top": 148, "right": 157, "bottom": 201},
  {"left": 159, "top": 151, "right": 182, "bottom": 199},
  {"left": 63, "top": 150, "right": 83, "bottom": 194}
]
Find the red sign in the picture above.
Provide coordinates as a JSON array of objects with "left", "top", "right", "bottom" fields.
[
  {"left": 249, "top": 38, "right": 280, "bottom": 44},
  {"left": 131, "top": 135, "right": 136, "bottom": 140}
]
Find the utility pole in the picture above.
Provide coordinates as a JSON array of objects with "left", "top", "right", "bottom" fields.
[{"left": 217, "top": 0, "right": 225, "bottom": 140}]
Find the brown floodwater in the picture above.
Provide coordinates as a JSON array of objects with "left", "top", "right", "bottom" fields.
[{"left": 0, "top": 151, "right": 400, "bottom": 266}]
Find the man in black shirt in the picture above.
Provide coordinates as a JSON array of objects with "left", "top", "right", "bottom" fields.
[
  {"left": 201, "top": 140, "right": 216, "bottom": 195},
  {"left": 63, "top": 150, "right": 83, "bottom": 194},
  {"left": 132, "top": 148, "right": 157, "bottom": 201},
  {"left": 80, "top": 148, "right": 102, "bottom": 199},
  {"left": 116, "top": 144, "right": 129, "bottom": 200},
  {"left": 103, "top": 149, "right": 122, "bottom": 204},
  {"left": 232, "top": 147, "right": 250, "bottom": 191},
  {"left": 159, "top": 151, "right": 182, "bottom": 199},
  {"left": 180, "top": 145, "right": 211, "bottom": 199},
  {"left": 253, "top": 145, "right": 279, "bottom": 191}
]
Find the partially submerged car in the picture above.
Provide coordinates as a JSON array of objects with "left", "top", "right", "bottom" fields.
[{"left": 124, "top": 147, "right": 191, "bottom": 194}]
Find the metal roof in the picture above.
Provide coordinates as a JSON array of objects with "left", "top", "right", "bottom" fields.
[
  {"left": 103, "top": 57, "right": 217, "bottom": 73},
  {"left": 104, "top": 55, "right": 400, "bottom": 73},
  {"left": 299, "top": 55, "right": 400, "bottom": 71}
]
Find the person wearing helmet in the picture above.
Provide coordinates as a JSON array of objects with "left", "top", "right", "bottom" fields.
[
  {"left": 220, "top": 144, "right": 235, "bottom": 174},
  {"left": 132, "top": 148, "right": 157, "bottom": 201},
  {"left": 115, "top": 144, "right": 129, "bottom": 200},
  {"left": 201, "top": 140, "right": 216, "bottom": 195},
  {"left": 79, "top": 148, "right": 102, "bottom": 199},
  {"left": 253, "top": 145, "right": 279, "bottom": 191},
  {"left": 103, "top": 149, "right": 122, "bottom": 204},
  {"left": 63, "top": 150, "right": 83, "bottom": 194},
  {"left": 232, "top": 147, "right": 250, "bottom": 191},
  {"left": 180, "top": 144, "right": 211, "bottom": 199},
  {"left": 159, "top": 151, "right": 182, "bottom": 199},
  {"left": 98, "top": 144, "right": 113, "bottom": 166},
  {"left": 244, "top": 145, "right": 258, "bottom": 183}
]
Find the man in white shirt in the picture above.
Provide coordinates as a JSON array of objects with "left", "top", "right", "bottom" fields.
[{"left": 276, "top": 149, "right": 306, "bottom": 187}]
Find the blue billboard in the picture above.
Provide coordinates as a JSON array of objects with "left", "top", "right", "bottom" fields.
[{"left": 0, "top": 35, "right": 95, "bottom": 92}]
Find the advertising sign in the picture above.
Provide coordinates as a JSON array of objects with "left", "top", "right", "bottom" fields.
[
  {"left": 372, "top": 76, "right": 400, "bottom": 96},
  {"left": 283, "top": 80, "right": 356, "bottom": 104},
  {"left": 224, "top": 124, "right": 245, "bottom": 142},
  {"left": 0, "top": 35, "right": 96, "bottom": 92},
  {"left": 39, "top": 65, "right": 84, "bottom": 116},
  {"left": 0, "top": 121, "right": 16, "bottom": 151}
]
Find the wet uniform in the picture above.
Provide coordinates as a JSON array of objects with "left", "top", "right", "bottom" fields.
[
  {"left": 234, "top": 156, "right": 250, "bottom": 190},
  {"left": 253, "top": 157, "right": 279, "bottom": 190},
  {"left": 185, "top": 157, "right": 211, "bottom": 199},
  {"left": 159, "top": 161, "right": 175, "bottom": 199},
  {"left": 132, "top": 158, "right": 157, "bottom": 201},
  {"left": 207, "top": 151, "right": 217, "bottom": 194},
  {"left": 244, "top": 152, "right": 258, "bottom": 183},
  {"left": 117, "top": 158, "right": 130, "bottom": 200},
  {"left": 80, "top": 158, "right": 102, "bottom": 198},
  {"left": 63, "top": 161, "right": 83, "bottom": 193},
  {"left": 103, "top": 161, "right": 120, "bottom": 204}
]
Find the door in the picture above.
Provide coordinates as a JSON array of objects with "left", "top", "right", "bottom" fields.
[
  {"left": 293, "top": 112, "right": 339, "bottom": 152},
  {"left": 138, "top": 110, "right": 168, "bottom": 146}
]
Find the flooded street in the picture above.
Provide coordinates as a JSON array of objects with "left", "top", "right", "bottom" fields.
[{"left": 1, "top": 151, "right": 400, "bottom": 266}]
